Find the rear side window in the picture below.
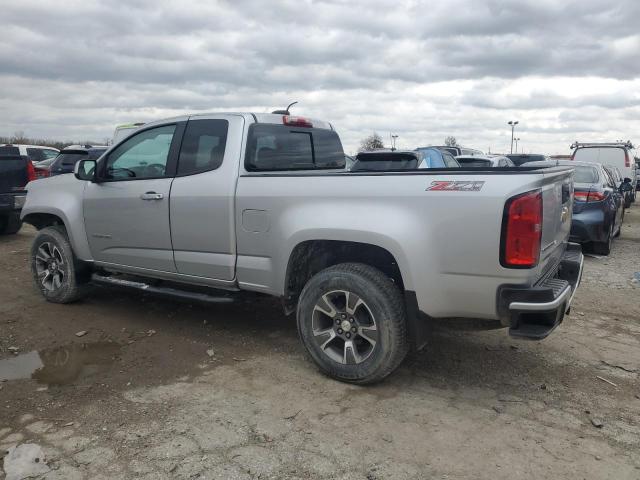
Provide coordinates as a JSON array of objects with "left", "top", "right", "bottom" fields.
[
  {"left": 0, "top": 146, "right": 20, "bottom": 157},
  {"left": 245, "top": 124, "right": 345, "bottom": 171},
  {"left": 26, "top": 148, "right": 45, "bottom": 162},
  {"left": 178, "top": 119, "right": 229, "bottom": 175}
]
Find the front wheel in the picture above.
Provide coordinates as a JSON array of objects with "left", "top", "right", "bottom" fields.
[
  {"left": 30, "top": 226, "right": 89, "bottom": 303},
  {"left": 297, "top": 263, "right": 408, "bottom": 384}
]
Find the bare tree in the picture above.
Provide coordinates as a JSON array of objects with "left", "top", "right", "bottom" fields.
[
  {"left": 444, "top": 136, "right": 459, "bottom": 147},
  {"left": 359, "top": 132, "right": 385, "bottom": 152}
]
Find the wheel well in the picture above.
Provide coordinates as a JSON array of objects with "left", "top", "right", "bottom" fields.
[
  {"left": 283, "top": 240, "right": 404, "bottom": 313},
  {"left": 22, "top": 213, "right": 66, "bottom": 230}
]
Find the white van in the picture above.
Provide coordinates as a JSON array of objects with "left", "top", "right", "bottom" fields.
[{"left": 572, "top": 142, "right": 636, "bottom": 205}]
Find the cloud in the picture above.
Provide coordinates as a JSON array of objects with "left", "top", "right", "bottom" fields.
[{"left": 0, "top": 0, "right": 639, "bottom": 154}]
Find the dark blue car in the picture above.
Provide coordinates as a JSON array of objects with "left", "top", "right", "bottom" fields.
[
  {"left": 49, "top": 145, "right": 108, "bottom": 176},
  {"left": 525, "top": 160, "right": 624, "bottom": 255},
  {"left": 570, "top": 162, "right": 625, "bottom": 255}
]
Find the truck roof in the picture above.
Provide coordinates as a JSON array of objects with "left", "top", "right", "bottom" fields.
[{"left": 143, "top": 113, "right": 334, "bottom": 131}]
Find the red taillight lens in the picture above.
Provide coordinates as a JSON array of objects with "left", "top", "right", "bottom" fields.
[
  {"left": 282, "top": 115, "right": 313, "bottom": 128},
  {"left": 575, "top": 190, "right": 605, "bottom": 202},
  {"left": 624, "top": 151, "right": 630, "bottom": 167},
  {"left": 501, "top": 190, "right": 542, "bottom": 268},
  {"left": 26, "top": 160, "right": 37, "bottom": 183}
]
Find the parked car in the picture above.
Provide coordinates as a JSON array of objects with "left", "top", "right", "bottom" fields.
[
  {"left": 0, "top": 146, "right": 36, "bottom": 234},
  {"left": 0, "top": 144, "right": 59, "bottom": 179},
  {"left": 21, "top": 112, "right": 583, "bottom": 384},
  {"left": 455, "top": 155, "right": 515, "bottom": 168},
  {"left": 32, "top": 156, "right": 58, "bottom": 178},
  {"left": 524, "top": 160, "right": 624, "bottom": 255},
  {"left": 414, "top": 147, "right": 461, "bottom": 167},
  {"left": 112, "top": 123, "right": 145, "bottom": 144},
  {"left": 431, "top": 145, "right": 484, "bottom": 157},
  {"left": 0, "top": 144, "right": 59, "bottom": 163},
  {"left": 351, "top": 150, "right": 436, "bottom": 171},
  {"left": 49, "top": 145, "right": 108, "bottom": 176},
  {"left": 507, "top": 153, "right": 550, "bottom": 166},
  {"left": 571, "top": 142, "right": 636, "bottom": 206}
]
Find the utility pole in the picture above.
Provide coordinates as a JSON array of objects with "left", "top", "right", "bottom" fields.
[{"left": 508, "top": 121, "right": 519, "bottom": 154}]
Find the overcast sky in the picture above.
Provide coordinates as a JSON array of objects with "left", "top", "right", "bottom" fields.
[{"left": 1, "top": 0, "right": 639, "bottom": 154}]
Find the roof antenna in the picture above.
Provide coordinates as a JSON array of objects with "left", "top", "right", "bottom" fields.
[{"left": 272, "top": 101, "right": 298, "bottom": 115}]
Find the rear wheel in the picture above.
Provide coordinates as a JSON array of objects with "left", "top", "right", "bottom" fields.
[
  {"left": 591, "top": 223, "right": 613, "bottom": 255},
  {"left": 297, "top": 263, "right": 408, "bottom": 384},
  {"left": 0, "top": 213, "right": 22, "bottom": 235},
  {"left": 30, "top": 226, "right": 90, "bottom": 303}
]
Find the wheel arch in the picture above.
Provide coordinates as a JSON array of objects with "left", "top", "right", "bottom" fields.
[{"left": 283, "top": 239, "right": 406, "bottom": 313}]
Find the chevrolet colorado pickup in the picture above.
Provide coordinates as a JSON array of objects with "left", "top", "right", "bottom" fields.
[{"left": 21, "top": 113, "right": 584, "bottom": 383}]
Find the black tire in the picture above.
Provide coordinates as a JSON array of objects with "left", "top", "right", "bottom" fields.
[
  {"left": 30, "top": 226, "right": 90, "bottom": 303},
  {"left": 624, "top": 195, "right": 631, "bottom": 209},
  {"left": 591, "top": 224, "right": 613, "bottom": 255},
  {"left": 0, "top": 213, "right": 22, "bottom": 235},
  {"left": 297, "top": 263, "right": 408, "bottom": 384}
]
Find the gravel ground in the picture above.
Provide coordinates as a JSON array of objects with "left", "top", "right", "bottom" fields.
[{"left": 1, "top": 207, "right": 639, "bottom": 479}]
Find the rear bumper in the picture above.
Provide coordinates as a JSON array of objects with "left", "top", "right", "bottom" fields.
[
  {"left": 0, "top": 193, "right": 26, "bottom": 213},
  {"left": 497, "top": 243, "right": 583, "bottom": 340},
  {"left": 569, "top": 210, "right": 607, "bottom": 243}
]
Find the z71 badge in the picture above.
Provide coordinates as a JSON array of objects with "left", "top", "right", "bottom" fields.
[{"left": 426, "top": 181, "right": 485, "bottom": 191}]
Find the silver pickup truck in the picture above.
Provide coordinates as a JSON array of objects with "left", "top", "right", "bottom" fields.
[{"left": 21, "top": 113, "right": 583, "bottom": 383}]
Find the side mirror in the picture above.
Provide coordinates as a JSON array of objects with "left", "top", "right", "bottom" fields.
[
  {"left": 74, "top": 159, "right": 97, "bottom": 181},
  {"left": 623, "top": 177, "right": 632, "bottom": 184}
]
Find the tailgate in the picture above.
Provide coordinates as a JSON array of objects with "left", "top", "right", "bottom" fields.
[
  {"left": 0, "top": 156, "right": 29, "bottom": 193},
  {"left": 537, "top": 169, "right": 573, "bottom": 279}
]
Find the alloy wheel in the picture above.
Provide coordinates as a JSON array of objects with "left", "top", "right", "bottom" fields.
[
  {"left": 311, "top": 290, "right": 378, "bottom": 365},
  {"left": 34, "top": 242, "right": 66, "bottom": 291}
]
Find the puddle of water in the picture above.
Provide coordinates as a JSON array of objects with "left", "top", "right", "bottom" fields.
[{"left": 0, "top": 341, "right": 121, "bottom": 385}]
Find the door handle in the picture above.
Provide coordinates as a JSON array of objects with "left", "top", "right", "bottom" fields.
[{"left": 140, "top": 192, "right": 164, "bottom": 201}]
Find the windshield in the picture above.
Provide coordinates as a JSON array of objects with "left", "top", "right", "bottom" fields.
[
  {"left": 573, "top": 166, "right": 598, "bottom": 184},
  {"left": 457, "top": 158, "right": 491, "bottom": 167},
  {"left": 352, "top": 153, "right": 419, "bottom": 171},
  {"left": 507, "top": 154, "right": 546, "bottom": 165}
]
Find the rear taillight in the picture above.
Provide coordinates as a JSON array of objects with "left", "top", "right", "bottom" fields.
[
  {"left": 574, "top": 191, "right": 605, "bottom": 202},
  {"left": 26, "top": 160, "right": 37, "bottom": 183},
  {"left": 624, "top": 151, "right": 630, "bottom": 168},
  {"left": 282, "top": 115, "right": 313, "bottom": 128},
  {"left": 501, "top": 190, "right": 542, "bottom": 268},
  {"left": 34, "top": 167, "right": 49, "bottom": 179}
]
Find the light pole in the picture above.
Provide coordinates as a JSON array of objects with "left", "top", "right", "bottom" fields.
[
  {"left": 508, "top": 121, "right": 519, "bottom": 154},
  {"left": 514, "top": 137, "right": 521, "bottom": 153},
  {"left": 391, "top": 134, "right": 398, "bottom": 151}
]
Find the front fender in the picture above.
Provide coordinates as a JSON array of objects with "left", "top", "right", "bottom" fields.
[{"left": 21, "top": 176, "right": 93, "bottom": 261}]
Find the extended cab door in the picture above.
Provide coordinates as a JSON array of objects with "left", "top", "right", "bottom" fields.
[
  {"left": 169, "top": 114, "right": 245, "bottom": 281},
  {"left": 83, "top": 123, "right": 184, "bottom": 272}
]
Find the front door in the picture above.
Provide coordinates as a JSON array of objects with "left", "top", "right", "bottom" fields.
[{"left": 84, "top": 123, "right": 184, "bottom": 272}]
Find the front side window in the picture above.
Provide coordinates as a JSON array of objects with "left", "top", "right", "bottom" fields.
[
  {"left": 105, "top": 125, "right": 175, "bottom": 180},
  {"left": 177, "top": 119, "right": 228, "bottom": 175},
  {"left": 245, "top": 124, "right": 344, "bottom": 171}
]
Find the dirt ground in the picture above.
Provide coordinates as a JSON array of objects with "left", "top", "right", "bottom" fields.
[{"left": 1, "top": 208, "right": 639, "bottom": 480}]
